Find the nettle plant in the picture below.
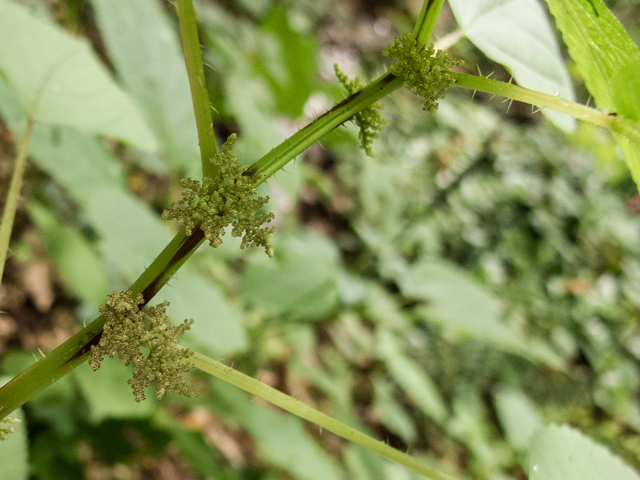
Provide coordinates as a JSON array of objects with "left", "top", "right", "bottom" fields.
[{"left": 0, "top": 0, "right": 640, "bottom": 478}]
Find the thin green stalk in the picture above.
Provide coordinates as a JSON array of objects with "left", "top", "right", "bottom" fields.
[
  {"left": 189, "top": 351, "right": 458, "bottom": 480},
  {"left": 176, "top": 0, "right": 217, "bottom": 178},
  {"left": 451, "top": 72, "right": 625, "bottom": 133},
  {"left": 413, "top": 0, "right": 446, "bottom": 44},
  {"left": 0, "top": 117, "right": 34, "bottom": 285}
]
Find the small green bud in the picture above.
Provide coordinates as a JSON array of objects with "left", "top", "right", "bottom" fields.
[
  {"left": 334, "top": 64, "right": 389, "bottom": 157},
  {"left": 163, "top": 134, "right": 275, "bottom": 256},
  {"left": 90, "top": 291, "right": 196, "bottom": 402},
  {"left": 383, "top": 33, "right": 463, "bottom": 113}
]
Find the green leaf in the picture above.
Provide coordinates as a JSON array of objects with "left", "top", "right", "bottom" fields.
[
  {"left": 256, "top": 7, "right": 318, "bottom": 117},
  {"left": 28, "top": 201, "right": 111, "bottom": 307},
  {"left": 245, "top": 406, "right": 342, "bottom": 480},
  {"left": 0, "top": 0, "right": 157, "bottom": 150},
  {"left": 400, "top": 260, "right": 563, "bottom": 368},
  {"left": 616, "top": 132, "right": 640, "bottom": 188},
  {"left": 448, "top": 0, "right": 576, "bottom": 131},
  {"left": 494, "top": 388, "right": 544, "bottom": 450},
  {"left": 85, "top": 186, "right": 172, "bottom": 284},
  {"left": 373, "top": 378, "right": 418, "bottom": 444},
  {"left": 612, "top": 55, "right": 640, "bottom": 122},
  {"left": 0, "top": 77, "right": 127, "bottom": 203},
  {"left": 544, "top": 0, "right": 640, "bottom": 111},
  {"left": 160, "top": 271, "right": 247, "bottom": 356},
  {"left": 529, "top": 424, "right": 640, "bottom": 480},
  {"left": 73, "top": 358, "right": 155, "bottom": 423},
  {"left": 90, "top": 0, "right": 200, "bottom": 171},
  {"left": 377, "top": 330, "right": 448, "bottom": 424},
  {"left": 0, "top": 379, "right": 27, "bottom": 480},
  {"left": 241, "top": 233, "right": 340, "bottom": 321}
]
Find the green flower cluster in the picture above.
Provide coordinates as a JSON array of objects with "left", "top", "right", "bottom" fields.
[
  {"left": 383, "top": 33, "right": 462, "bottom": 113},
  {"left": 163, "top": 134, "right": 275, "bottom": 256},
  {"left": 0, "top": 416, "right": 20, "bottom": 441},
  {"left": 334, "top": 64, "right": 389, "bottom": 157},
  {"left": 89, "top": 291, "right": 196, "bottom": 402}
]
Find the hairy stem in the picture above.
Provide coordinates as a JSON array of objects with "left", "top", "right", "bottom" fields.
[
  {"left": 190, "top": 351, "right": 457, "bottom": 480},
  {"left": 0, "top": 117, "right": 34, "bottom": 284},
  {"left": 451, "top": 72, "right": 622, "bottom": 132},
  {"left": 413, "top": 0, "right": 446, "bottom": 44},
  {"left": 175, "top": 0, "right": 218, "bottom": 178},
  {"left": 249, "top": 73, "right": 404, "bottom": 182}
]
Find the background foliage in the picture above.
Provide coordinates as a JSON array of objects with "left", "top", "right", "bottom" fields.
[{"left": 1, "top": 0, "right": 640, "bottom": 479}]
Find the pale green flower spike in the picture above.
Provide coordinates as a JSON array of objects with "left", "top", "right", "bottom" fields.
[
  {"left": 383, "top": 33, "right": 463, "bottom": 113},
  {"left": 163, "top": 134, "right": 275, "bottom": 257},
  {"left": 334, "top": 64, "right": 389, "bottom": 157},
  {"left": 0, "top": 416, "right": 20, "bottom": 441},
  {"left": 89, "top": 291, "right": 196, "bottom": 402}
]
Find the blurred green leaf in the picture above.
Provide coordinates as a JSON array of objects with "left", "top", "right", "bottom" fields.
[
  {"left": 0, "top": 77, "right": 127, "bottom": 203},
  {"left": 85, "top": 185, "right": 172, "bottom": 284},
  {"left": 0, "top": 0, "right": 157, "bottom": 150},
  {"left": 0, "top": 380, "right": 27, "bottom": 480},
  {"left": 373, "top": 377, "right": 418, "bottom": 444},
  {"left": 90, "top": 0, "right": 200, "bottom": 172},
  {"left": 241, "top": 233, "right": 340, "bottom": 321},
  {"left": 494, "top": 388, "right": 544, "bottom": 450},
  {"left": 245, "top": 406, "right": 342, "bottom": 480},
  {"left": 401, "top": 260, "right": 563, "bottom": 368},
  {"left": 449, "top": 0, "right": 575, "bottom": 131},
  {"left": 223, "top": 70, "right": 283, "bottom": 160},
  {"left": 28, "top": 201, "right": 111, "bottom": 307},
  {"left": 447, "top": 388, "right": 503, "bottom": 472},
  {"left": 74, "top": 357, "right": 156, "bottom": 423},
  {"left": 30, "top": 430, "right": 83, "bottom": 480},
  {"left": 377, "top": 330, "right": 448, "bottom": 424},
  {"left": 160, "top": 271, "right": 248, "bottom": 356},
  {"left": 170, "top": 429, "right": 229, "bottom": 479},
  {"left": 256, "top": 7, "right": 318, "bottom": 117},
  {"left": 528, "top": 424, "right": 640, "bottom": 480}
]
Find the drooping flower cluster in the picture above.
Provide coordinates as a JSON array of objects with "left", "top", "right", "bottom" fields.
[
  {"left": 334, "top": 64, "right": 389, "bottom": 157},
  {"left": 0, "top": 416, "right": 20, "bottom": 441},
  {"left": 383, "top": 33, "right": 463, "bottom": 113},
  {"left": 163, "top": 134, "right": 275, "bottom": 256},
  {"left": 89, "top": 291, "right": 196, "bottom": 402}
]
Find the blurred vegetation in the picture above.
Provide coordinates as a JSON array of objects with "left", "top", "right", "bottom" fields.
[{"left": 0, "top": 0, "right": 640, "bottom": 479}]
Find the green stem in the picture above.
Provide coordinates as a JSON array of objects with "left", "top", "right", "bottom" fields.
[
  {"left": 189, "top": 351, "right": 457, "bottom": 480},
  {"left": 175, "top": 0, "right": 218, "bottom": 178},
  {"left": 0, "top": 117, "right": 34, "bottom": 285},
  {"left": 452, "top": 72, "right": 621, "bottom": 132},
  {"left": 249, "top": 73, "right": 404, "bottom": 182},
  {"left": 413, "top": 0, "right": 446, "bottom": 44}
]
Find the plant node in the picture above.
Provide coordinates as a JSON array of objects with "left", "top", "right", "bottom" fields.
[
  {"left": 89, "top": 291, "right": 196, "bottom": 402},
  {"left": 334, "top": 64, "right": 389, "bottom": 157},
  {"left": 0, "top": 416, "right": 20, "bottom": 441},
  {"left": 383, "top": 33, "right": 463, "bottom": 113},
  {"left": 163, "top": 134, "right": 275, "bottom": 256}
]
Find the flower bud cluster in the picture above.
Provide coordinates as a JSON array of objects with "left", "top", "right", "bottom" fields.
[
  {"left": 90, "top": 291, "right": 196, "bottom": 402},
  {"left": 163, "top": 134, "right": 275, "bottom": 256},
  {"left": 383, "top": 33, "right": 463, "bottom": 113},
  {"left": 0, "top": 416, "right": 20, "bottom": 441},
  {"left": 334, "top": 64, "right": 389, "bottom": 157}
]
